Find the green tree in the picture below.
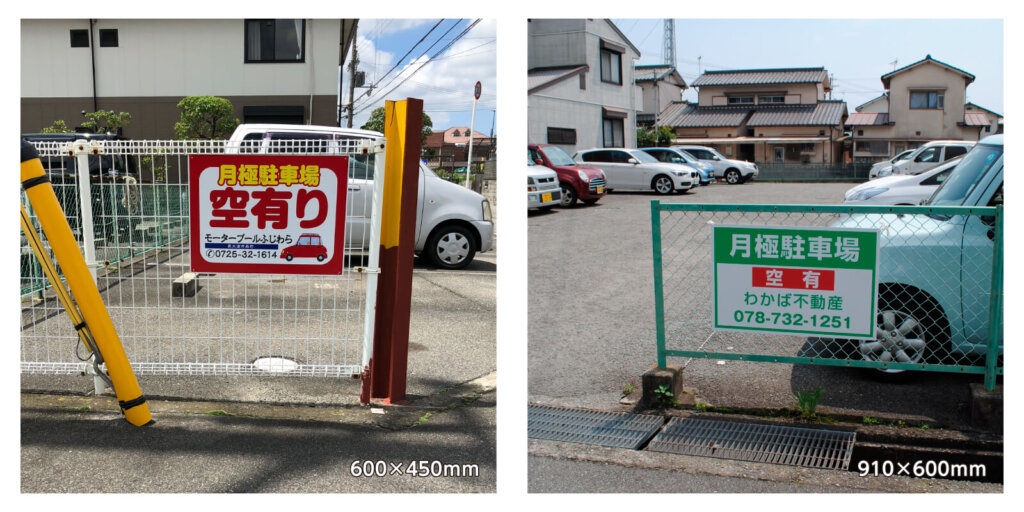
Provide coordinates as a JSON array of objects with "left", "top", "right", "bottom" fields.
[
  {"left": 637, "top": 126, "right": 675, "bottom": 148},
  {"left": 81, "top": 110, "right": 132, "bottom": 134},
  {"left": 360, "top": 106, "right": 433, "bottom": 144},
  {"left": 41, "top": 120, "right": 74, "bottom": 134},
  {"left": 173, "top": 96, "right": 239, "bottom": 140}
]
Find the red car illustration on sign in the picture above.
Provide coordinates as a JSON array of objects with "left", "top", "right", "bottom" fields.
[{"left": 281, "top": 233, "right": 328, "bottom": 262}]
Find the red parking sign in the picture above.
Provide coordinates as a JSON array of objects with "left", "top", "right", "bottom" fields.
[{"left": 189, "top": 154, "right": 348, "bottom": 275}]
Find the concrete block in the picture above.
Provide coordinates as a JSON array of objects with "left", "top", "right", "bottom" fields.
[
  {"left": 638, "top": 364, "right": 683, "bottom": 410},
  {"left": 969, "top": 383, "right": 1003, "bottom": 433},
  {"left": 172, "top": 272, "right": 198, "bottom": 297}
]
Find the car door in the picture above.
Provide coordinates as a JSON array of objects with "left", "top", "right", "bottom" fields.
[
  {"left": 582, "top": 151, "right": 624, "bottom": 189},
  {"left": 908, "top": 146, "right": 941, "bottom": 174},
  {"left": 618, "top": 150, "right": 649, "bottom": 189},
  {"left": 960, "top": 176, "right": 1002, "bottom": 348}
]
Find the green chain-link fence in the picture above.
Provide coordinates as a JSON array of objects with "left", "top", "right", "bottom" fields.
[{"left": 651, "top": 202, "right": 1003, "bottom": 390}]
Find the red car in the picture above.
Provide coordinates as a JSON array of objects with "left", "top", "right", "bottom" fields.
[
  {"left": 528, "top": 144, "right": 607, "bottom": 207},
  {"left": 281, "top": 233, "right": 327, "bottom": 262}
]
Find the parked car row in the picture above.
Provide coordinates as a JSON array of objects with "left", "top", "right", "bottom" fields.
[
  {"left": 868, "top": 140, "right": 974, "bottom": 179},
  {"left": 526, "top": 144, "right": 760, "bottom": 211}
]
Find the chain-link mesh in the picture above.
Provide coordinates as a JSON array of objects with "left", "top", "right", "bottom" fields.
[
  {"left": 21, "top": 138, "right": 383, "bottom": 377},
  {"left": 653, "top": 203, "right": 1003, "bottom": 376}
]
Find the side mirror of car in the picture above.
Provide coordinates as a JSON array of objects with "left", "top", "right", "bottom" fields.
[
  {"left": 628, "top": 158, "right": 639, "bottom": 165},
  {"left": 533, "top": 158, "right": 544, "bottom": 166}
]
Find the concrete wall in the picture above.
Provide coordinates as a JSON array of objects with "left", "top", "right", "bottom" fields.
[
  {"left": 22, "top": 19, "right": 340, "bottom": 98},
  {"left": 638, "top": 80, "right": 684, "bottom": 119},
  {"left": 527, "top": 19, "right": 588, "bottom": 69},
  {"left": 21, "top": 19, "right": 342, "bottom": 138},
  {"left": 528, "top": 19, "right": 639, "bottom": 153}
]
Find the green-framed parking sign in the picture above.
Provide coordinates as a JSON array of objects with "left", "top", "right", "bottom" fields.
[{"left": 712, "top": 225, "right": 880, "bottom": 339}]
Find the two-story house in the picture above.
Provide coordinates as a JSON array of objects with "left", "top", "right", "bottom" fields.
[
  {"left": 659, "top": 67, "right": 847, "bottom": 164},
  {"left": 634, "top": 64, "right": 687, "bottom": 127},
  {"left": 846, "top": 55, "right": 994, "bottom": 162},
  {"left": 527, "top": 19, "right": 641, "bottom": 154},
  {"left": 22, "top": 19, "right": 350, "bottom": 139},
  {"left": 423, "top": 127, "right": 495, "bottom": 172}
]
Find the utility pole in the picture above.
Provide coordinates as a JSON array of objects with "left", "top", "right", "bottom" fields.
[{"left": 347, "top": 31, "right": 358, "bottom": 128}]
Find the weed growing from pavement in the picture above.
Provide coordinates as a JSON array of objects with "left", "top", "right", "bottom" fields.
[
  {"left": 653, "top": 385, "right": 680, "bottom": 408},
  {"left": 621, "top": 379, "right": 637, "bottom": 398},
  {"left": 795, "top": 387, "right": 824, "bottom": 419},
  {"left": 204, "top": 410, "right": 235, "bottom": 416},
  {"left": 862, "top": 416, "right": 880, "bottom": 425},
  {"left": 414, "top": 412, "right": 433, "bottom": 426}
]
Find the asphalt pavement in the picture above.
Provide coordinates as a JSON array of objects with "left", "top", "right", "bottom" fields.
[{"left": 21, "top": 251, "right": 496, "bottom": 493}]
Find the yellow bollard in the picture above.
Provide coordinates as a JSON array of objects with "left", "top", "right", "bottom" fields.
[{"left": 20, "top": 139, "right": 152, "bottom": 426}]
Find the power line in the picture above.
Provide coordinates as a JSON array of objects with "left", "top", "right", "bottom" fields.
[
  {"left": 352, "top": 19, "right": 483, "bottom": 117},
  {"left": 351, "top": 19, "right": 463, "bottom": 111},
  {"left": 363, "top": 19, "right": 445, "bottom": 95}
]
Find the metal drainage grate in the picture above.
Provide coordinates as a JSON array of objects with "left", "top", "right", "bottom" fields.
[
  {"left": 647, "top": 417, "right": 856, "bottom": 470},
  {"left": 528, "top": 405, "right": 665, "bottom": 450}
]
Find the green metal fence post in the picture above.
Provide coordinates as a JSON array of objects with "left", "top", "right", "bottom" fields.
[
  {"left": 984, "top": 205, "right": 1003, "bottom": 391},
  {"left": 651, "top": 200, "right": 667, "bottom": 368}
]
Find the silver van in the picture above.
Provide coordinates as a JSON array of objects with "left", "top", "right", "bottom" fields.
[{"left": 226, "top": 124, "right": 493, "bottom": 269}]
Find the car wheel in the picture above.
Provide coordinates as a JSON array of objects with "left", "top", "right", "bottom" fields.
[
  {"left": 725, "top": 169, "right": 742, "bottom": 185},
  {"left": 426, "top": 225, "right": 476, "bottom": 270},
  {"left": 858, "top": 287, "right": 947, "bottom": 375},
  {"left": 316, "top": 254, "right": 325, "bottom": 262},
  {"left": 560, "top": 184, "right": 578, "bottom": 207},
  {"left": 653, "top": 175, "right": 675, "bottom": 195},
  {"left": 285, "top": 254, "right": 294, "bottom": 261}
]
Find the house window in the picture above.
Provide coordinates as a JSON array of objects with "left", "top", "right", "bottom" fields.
[
  {"left": 602, "top": 118, "right": 624, "bottom": 147},
  {"left": 245, "top": 19, "right": 306, "bottom": 63},
  {"left": 453, "top": 129, "right": 461, "bottom": 137},
  {"left": 910, "top": 90, "right": 944, "bottom": 109},
  {"left": 70, "top": 29, "right": 89, "bottom": 48},
  {"left": 855, "top": 140, "right": 888, "bottom": 155},
  {"left": 99, "top": 29, "right": 118, "bottom": 47},
  {"left": 727, "top": 95, "right": 754, "bottom": 105},
  {"left": 547, "top": 127, "right": 577, "bottom": 145},
  {"left": 759, "top": 95, "right": 785, "bottom": 104},
  {"left": 600, "top": 47, "right": 622, "bottom": 85}
]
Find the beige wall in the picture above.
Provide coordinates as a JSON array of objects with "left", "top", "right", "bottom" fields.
[
  {"left": 699, "top": 83, "right": 821, "bottom": 107},
  {"left": 887, "top": 62, "right": 975, "bottom": 140}
]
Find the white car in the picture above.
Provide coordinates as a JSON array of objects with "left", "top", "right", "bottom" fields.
[
  {"left": 891, "top": 140, "right": 974, "bottom": 176},
  {"left": 226, "top": 124, "right": 494, "bottom": 269},
  {"left": 844, "top": 157, "right": 960, "bottom": 205},
  {"left": 673, "top": 145, "right": 758, "bottom": 185},
  {"left": 572, "top": 148, "right": 697, "bottom": 194},
  {"left": 527, "top": 158, "right": 562, "bottom": 209},
  {"left": 868, "top": 149, "right": 915, "bottom": 180}
]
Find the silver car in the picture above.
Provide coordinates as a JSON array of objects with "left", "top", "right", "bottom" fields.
[
  {"left": 572, "top": 148, "right": 697, "bottom": 194},
  {"left": 226, "top": 124, "right": 493, "bottom": 269}
]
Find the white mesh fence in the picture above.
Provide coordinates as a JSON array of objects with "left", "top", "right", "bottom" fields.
[{"left": 21, "top": 138, "right": 384, "bottom": 377}]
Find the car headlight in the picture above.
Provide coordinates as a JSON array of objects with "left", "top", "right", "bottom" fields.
[
  {"left": 675, "top": 171, "right": 687, "bottom": 177},
  {"left": 848, "top": 188, "right": 888, "bottom": 201},
  {"left": 482, "top": 199, "right": 492, "bottom": 221},
  {"left": 578, "top": 169, "right": 590, "bottom": 182},
  {"left": 527, "top": 176, "right": 535, "bottom": 185},
  {"left": 877, "top": 167, "right": 893, "bottom": 177}
]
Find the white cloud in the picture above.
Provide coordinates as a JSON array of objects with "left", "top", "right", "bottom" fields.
[{"left": 343, "top": 19, "right": 496, "bottom": 131}]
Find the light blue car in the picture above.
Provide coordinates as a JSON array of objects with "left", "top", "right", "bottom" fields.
[
  {"left": 832, "top": 135, "right": 1003, "bottom": 372},
  {"left": 641, "top": 147, "right": 716, "bottom": 185}
]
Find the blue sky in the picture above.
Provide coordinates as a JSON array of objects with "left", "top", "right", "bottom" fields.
[
  {"left": 613, "top": 18, "right": 1003, "bottom": 114},
  {"left": 343, "top": 19, "right": 497, "bottom": 134}
]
